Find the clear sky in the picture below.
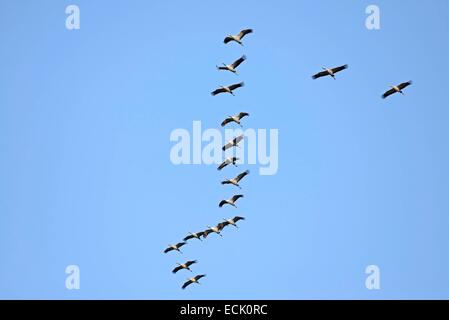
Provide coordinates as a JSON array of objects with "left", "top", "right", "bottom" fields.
[{"left": 1, "top": 0, "right": 449, "bottom": 299}]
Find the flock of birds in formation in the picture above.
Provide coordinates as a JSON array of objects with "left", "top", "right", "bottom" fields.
[
  {"left": 163, "top": 29, "right": 254, "bottom": 290},
  {"left": 163, "top": 27, "right": 414, "bottom": 290}
]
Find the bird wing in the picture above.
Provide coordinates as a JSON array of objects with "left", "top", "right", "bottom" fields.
[
  {"left": 164, "top": 247, "right": 173, "bottom": 253},
  {"left": 219, "top": 200, "right": 228, "bottom": 207},
  {"left": 176, "top": 242, "right": 186, "bottom": 248},
  {"left": 221, "top": 117, "right": 233, "bottom": 127},
  {"left": 231, "top": 55, "right": 246, "bottom": 69},
  {"left": 221, "top": 180, "right": 231, "bottom": 185},
  {"left": 195, "top": 274, "right": 206, "bottom": 281},
  {"left": 172, "top": 265, "right": 183, "bottom": 274},
  {"left": 218, "top": 221, "right": 229, "bottom": 230},
  {"left": 237, "top": 112, "right": 249, "bottom": 120},
  {"left": 234, "top": 135, "right": 244, "bottom": 145},
  {"left": 228, "top": 82, "right": 244, "bottom": 91},
  {"left": 237, "top": 29, "right": 253, "bottom": 40},
  {"left": 183, "top": 234, "right": 194, "bottom": 242},
  {"left": 312, "top": 70, "right": 329, "bottom": 79},
  {"left": 185, "top": 260, "right": 197, "bottom": 267},
  {"left": 223, "top": 36, "right": 234, "bottom": 44},
  {"left": 217, "top": 159, "right": 229, "bottom": 170},
  {"left": 233, "top": 216, "right": 245, "bottom": 222},
  {"left": 231, "top": 194, "right": 244, "bottom": 202},
  {"left": 196, "top": 231, "right": 205, "bottom": 238},
  {"left": 211, "top": 87, "right": 227, "bottom": 96},
  {"left": 331, "top": 64, "right": 348, "bottom": 73},
  {"left": 222, "top": 141, "right": 233, "bottom": 151},
  {"left": 182, "top": 280, "right": 193, "bottom": 289},
  {"left": 202, "top": 229, "right": 211, "bottom": 238},
  {"left": 382, "top": 88, "right": 396, "bottom": 99},
  {"left": 235, "top": 170, "right": 249, "bottom": 182},
  {"left": 398, "top": 81, "right": 412, "bottom": 90}
]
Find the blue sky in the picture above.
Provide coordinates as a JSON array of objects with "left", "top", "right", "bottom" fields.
[{"left": 1, "top": 0, "right": 449, "bottom": 299}]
